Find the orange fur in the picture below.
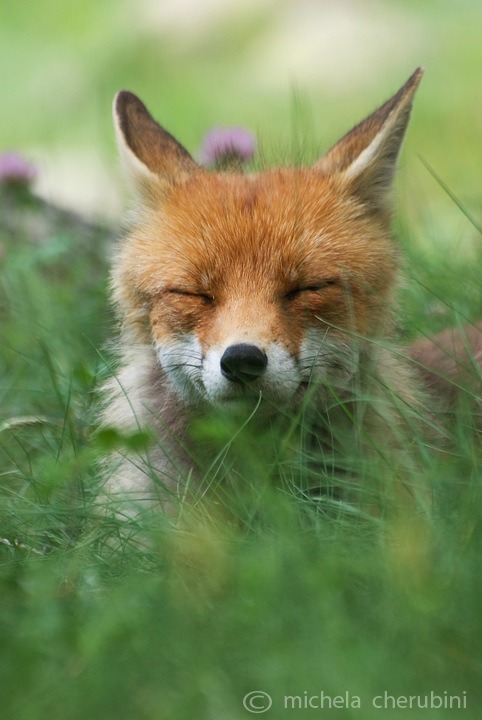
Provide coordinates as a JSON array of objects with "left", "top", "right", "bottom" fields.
[
  {"left": 117, "top": 170, "right": 398, "bottom": 349},
  {"left": 101, "top": 69, "right": 450, "bottom": 516}
]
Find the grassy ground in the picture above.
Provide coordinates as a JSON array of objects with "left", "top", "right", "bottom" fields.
[
  {"left": 1, "top": 164, "right": 482, "bottom": 719},
  {"left": 2, "top": 2, "right": 482, "bottom": 717}
]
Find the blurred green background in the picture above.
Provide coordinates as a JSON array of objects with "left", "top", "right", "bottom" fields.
[
  {"left": 2, "top": 2, "right": 482, "bottom": 719},
  {"left": 1, "top": 0, "right": 482, "bottom": 233}
]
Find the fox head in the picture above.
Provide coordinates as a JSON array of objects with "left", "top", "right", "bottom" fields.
[{"left": 112, "top": 69, "right": 423, "bottom": 412}]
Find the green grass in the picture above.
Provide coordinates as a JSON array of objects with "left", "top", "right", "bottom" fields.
[
  {"left": 3, "top": 3, "right": 482, "bottom": 716},
  {"left": 1, "top": 170, "right": 482, "bottom": 719},
  {"left": 2, "top": 8, "right": 482, "bottom": 718},
  {"left": 2, "top": 0, "right": 482, "bottom": 225}
]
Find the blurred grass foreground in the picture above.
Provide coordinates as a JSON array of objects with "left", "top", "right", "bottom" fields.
[
  {"left": 1, "top": 139, "right": 482, "bottom": 720},
  {"left": 2, "top": 0, "right": 482, "bottom": 717}
]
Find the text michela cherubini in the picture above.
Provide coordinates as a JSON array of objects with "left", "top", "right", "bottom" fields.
[{"left": 284, "top": 691, "right": 467, "bottom": 710}]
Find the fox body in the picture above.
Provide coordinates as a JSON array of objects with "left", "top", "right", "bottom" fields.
[{"left": 103, "top": 69, "right": 431, "bottom": 512}]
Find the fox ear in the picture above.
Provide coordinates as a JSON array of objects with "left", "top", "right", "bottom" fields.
[
  {"left": 315, "top": 68, "right": 423, "bottom": 212},
  {"left": 113, "top": 91, "right": 201, "bottom": 197}
]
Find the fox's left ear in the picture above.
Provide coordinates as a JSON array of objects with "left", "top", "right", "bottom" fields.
[
  {"left": 113, "top": 91, "right": 201, "bottom": 199},
  {"left": 315, "top": 68, "right": 423, "bottom": 213}
]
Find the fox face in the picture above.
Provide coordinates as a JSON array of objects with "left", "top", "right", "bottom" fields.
[{"left": 112, "top": 69, "right": 423, "bottom": 415}]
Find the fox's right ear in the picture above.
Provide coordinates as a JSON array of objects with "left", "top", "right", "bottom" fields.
[{"left": 113, "top": 91, "right": 201, "bottom": 198}]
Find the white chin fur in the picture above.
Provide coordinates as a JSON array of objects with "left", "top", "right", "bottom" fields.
[
  {"left": 202, "top": 343, "right": 300, "bottom": 406},
  {"left": 156, "top": 331, "right": 358, "bottom": 408}
]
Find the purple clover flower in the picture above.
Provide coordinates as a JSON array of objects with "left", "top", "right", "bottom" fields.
[
  {"left": 198, "top": 127, "right": 256, "bottom": 168},
  {"left": 0, "top": 152, "right": 37, "bottom": 185}
]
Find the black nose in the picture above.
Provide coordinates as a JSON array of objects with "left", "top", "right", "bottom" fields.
[{"left": 220, "top": 343, "right": 268, "bottom": 383}]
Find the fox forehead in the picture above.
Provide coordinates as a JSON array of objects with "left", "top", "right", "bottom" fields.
[{"left": 124, "top": 167, "right": 397, "bottom": 298}]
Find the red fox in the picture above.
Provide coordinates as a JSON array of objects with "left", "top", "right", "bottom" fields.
[{"left": 101, "top": 68, "right": 470, "bottom": 515}]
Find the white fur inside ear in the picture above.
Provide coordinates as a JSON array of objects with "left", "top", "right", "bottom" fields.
[
  {"left": 343, "top": 109, "right": 406, "bottom": 186},
  {"left": 343, "top": 126, "right": 387, "bottom": 183}
]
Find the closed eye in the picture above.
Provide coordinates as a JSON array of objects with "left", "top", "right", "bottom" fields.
[
  {"left": 166, "top": 289, "right": 214, "bottom": 304},
  {"left": 285, "top": 280, "right": 337, "bottom": 301}
]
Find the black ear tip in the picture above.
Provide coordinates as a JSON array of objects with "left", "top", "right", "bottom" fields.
[
  {"left": 405, "top": 67, "right": 424, "bottom": 92},
  {"left": 113, "top": 90, "right": 130, "bottom": 119},
  {"left": 113, "top": 90, "right": 147, "bottom": 120}
]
